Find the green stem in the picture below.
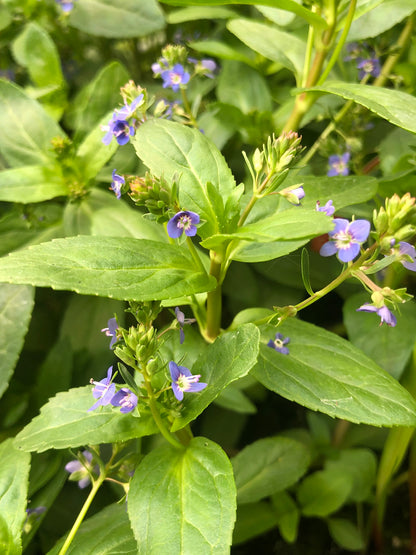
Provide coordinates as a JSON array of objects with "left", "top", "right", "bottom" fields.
[
  {"left": 301, "top": 11, "right": 316, "bottom": 87},
  {"left": 58, "top": 473, "right": 106, "bottom": 555},
  {"left": 142, "top": 367, "right": 184, "bottom": 449},
  {"left": 180, "top": 88, "right": 199, "bottom": 128},
  {"left": 205, "top": 252, "right": 222, "bottom": 341},
  {"left": 294, "top": 243, "right": 377, "bottom": 313},
  {"left": 186, "top": 236, "right": 206, "bottom": 274},
  {"left": 317, "top": 0, "right": 357, "bottom": 85}
]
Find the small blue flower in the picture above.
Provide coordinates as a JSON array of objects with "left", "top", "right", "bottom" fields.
[
  {"left": 175, "top": 306, "right": 196, "bottom": 344},
  {"left": 56, "top": 0, "right": 75, "bottom": 12},
  {"left": 102, "top": 118, "right": 135, "bottom": 146},
  {"left": 167, "top": 210, "right": 200, "bottom": 239},
  {"left": 316, "top": 199, "right": 335, "bottom": 216},
  {"left": 356, "top": 304, "right": 397, "bottom": 327},
  {"left": 169, "top": 361, "right": 207, "bottom": 401},
  {"left": 320, "top": 218, "right": 370, "bottom": 263},
  {"left": 24, "top": 506, "right": 46, "bottom": 533},
  {"left": 101, "top": 317, "right": 119, "bottom": 348},
  {"left": 110, "top": 170, "right": 124, "bottom": 200},
  {"left": 111, "top": 388, "right": 138, "bottom": 414},
  {"left": 161, "top": 64, "right": 190, "bottom": 92},
  {"left": 267, "top": 333, "right": 290, "bottom": 355},
  {"left": 328, "top": 153, "right": 350, "bottom": 176},
  {"left": 151, "top": 58, "right": 169, "bottom": 76},
  {"left": 65, "top": 450, "right": 97, "bottom": 488},
  {"left": 398, "top": 242, "right": 416, "bottom": 271},
  {"left": 115, "top": 94, "right": 144, "bottom": 120},
  {"left": 88, "top": 366, "right": 116, "bottom": 412},
  {"left": 291, "top": 186, "right": 305, "bottom": 203},
  {"left": 357, "top": 57, "right": 381, "bottom": 79}
]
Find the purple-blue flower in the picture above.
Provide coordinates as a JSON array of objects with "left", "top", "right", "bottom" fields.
[
  {"left": 88, "top": 366, "right": 116, "bottom": 412},
  {"left": 65, "top": 450, "right": 96, "bottom": 488},
  {"left": 357, "top": 57, "right": 381, "bottom": 79},
  {"left": 175, "top": 306, "right": 196, "bottom": 344},
  {"left": 399, "top": 242, "right": 416, "bottom": 271},
  {"left": 316, "top": 199, "right": 335, "bottom": 217},
  {"left": 357, "top": 304, "right": 397, "bottom": 327},
  {"left": 102, "top": 118, "right": 135, "bottom": 146},
  {"left": 115, "top": 95, "right": 144, "bottom": 119},
  {"left": 291, "top": 186, "right": 305, "bottom": 203},
  {"left": 151, "top": 58, "right": 169, "bottom": 75},
  {"left": 56, "top": 0, "right": 75, "bottom": 12},
  {"left": 320, "top": 218, "right": 370, "bottom": 262},
  {"left": 101, "top": 317, "right": 119, "bottom": 348},
  {"left": 169, "top": 361, "right": 207, "bottom": 401},
  {"left": 328, "top": 153, "right": 350, "bottom": 176},
  {"left": 161, "top": 64, "right": 190, "bottom": 92},
  {"left": 110, "top": 170, "right": 124, "bottom": 200},
  {"left": 24, "top": 506, "right": 46, "bottom": 533},
  {"left": 111, "top": 388, "right": 138, "bottom": 414},
  {"left": 167, "top": 210, "right": 200, "bottom": 239},
  {"left": 267, "top": 333, "right": 290, "bottom": 355}
]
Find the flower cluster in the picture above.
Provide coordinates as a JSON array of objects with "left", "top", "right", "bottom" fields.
[
  {"left": 88, "top": 366, "right": 138, "bottom": 414},
  {"left": 101, "top": 84, "right": 146, "bottom": 146},
  {"left": 152, "top": 45, "right": 216, "bottom": 92}
]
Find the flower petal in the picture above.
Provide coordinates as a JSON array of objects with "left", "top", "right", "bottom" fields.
[{"left": 349, "top": 219, "right": 370, "bottom": 242}]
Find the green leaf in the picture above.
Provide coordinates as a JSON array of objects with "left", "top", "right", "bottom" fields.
[
  {"left": 346, "top": 0, "right": 416, "bottom": 40},
  {"left": 233, "top": 436, "right": 310, "bottom": 504},
  {"left": 252, "top": 320, "right": 416, "bottom": 426},
  {"left": 214, "top": 385, "right": 257, "bottom": 414},
  {"left": 0, "top": 439, "right": 31, "bottom": 552},
  {"left": 14, "top": 386, "right": 158, "bottom": 453},
  {"left": 0, "top": 165, "right": 68, "bottom": 203},
  {"left": 0, "top": 80, "right": 65, "bottom": 167},
  {"left": 304, "top": 81, "right": 416, "bottom": 134},
  {"left": 325, "top": 448, "right": 377, "bottom": 503},
  {"left": 67, "top": 62, "right": 130, "bottom": 137},
  {"left": 190, "top": 40, "right": 256, "bottom": 67},
  {"left": 167, "top": 5, "right": 237, "bottom": 22},
  {"left": 271, "top": 491, "right": 300, "bottom": 543},
  {"left": 0, "top": 284, "right": 34, "bottom": 400},
  {"left": 343, "top": 293, "right": 416, "bottom": 380},
  {"left": 128, "top": 437, "right": 236, "bottom": 554},
  {"left": 133, "top": 119, "right": 237, "bottom": 238},
  {"left": 0, "top": 236, "right": 216, "bottom": 301},
  {"left": 327, "top": 518, "right": 365, "bottom": 551},
  {"left": 227, "top": 18, "right": 306, "bottom": 80},
  {"left": 217, "top": 60, "right": 272, "bottom": 113},
  {"left": 170, "top": 324, "right": 260, "bottom": 432},
  {"left": 233, "top": 501, "right": 279, "bottom": 545},
  {"left": 12, "top": 23, "right": 63, "bottom": 88},
  {"left": 297, "top": 468, "right": 353, "bottom": 517},
  {"left": 159, "top": 0, "right": 326, "bottom": 28},
  {"left": 287, "top": 174, "right": 378, "bottom": 210},
  {"left": 200, "top": 208, "right": 333, "bottom": 250},
  {"left": 48, "top": 504, "right": 137, "bottom": 555},
  {"left": 233, "top": 238, "right": 310, "bottom": 263},
  {"left": 69, "top": 0, "right": 165, "bottom": 38}
]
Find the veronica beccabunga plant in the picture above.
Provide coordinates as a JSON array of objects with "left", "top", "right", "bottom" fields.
[{"left": 1, "top": 4, "right": 416, "bottom": 555}]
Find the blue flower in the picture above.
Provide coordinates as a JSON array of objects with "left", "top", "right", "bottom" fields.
[
  {"left": 175, "top": 306, "right": 196, "bottom": 344},
  {"left": 103, "top": 118, "right": 135, "bottom": 146},
  {"left": 357, "top": 57, "right": 381, "bottom": 79},
  {"left": 267, "top": 333, "right": 290, "bottom": 355},
  {"left": 167, "top": 210, "right": 200, "bottom": 239},
  {"left": 111, "top": 388, "right": 138, "bottom": 414},
  {"left": 110, "top": 170, "right": 124, "bottom": 200},
  {"left": 161, "top": 64, "right": 190, "bottom": 92},
  {"left": 398, "top": 242, "right": 416, "bottom": 271},
  {"left": 115, "top": 94, "right": 144, "bottom": 119},
  {"left": 88, "top": 366, "right": 116, "bottom": 412},
  {"left": 356, "top": 304, "right": 397, "bottom": 327},
  {"left": 320, "top": 218, "right": 370, "bottom": 262},
  {"left": 169, "top": 361, "right": 207, "bottom": 401},
  {"left": 101, "top": 317, "right": 119, "bottom": 348},
  {"left": 56, "top": 0, "right": 75, "bottom": 12},
  {"left": 151, "top": 58, "right": 169, "bottom": 76},
  {"left": 290, "top": 186, "right": 305, "bottom": 204},
  {"left": 24, "top": 506, "right": 46, "bottom": 533},
  {"left": 65, "top": 450, "right": 97, "bottom": 488},
  {"left": 327, "top": 153, "right": 350, "bottom": 176},
  {"left": 316, "top": 199, "right": 335, "bottom": 217}
]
